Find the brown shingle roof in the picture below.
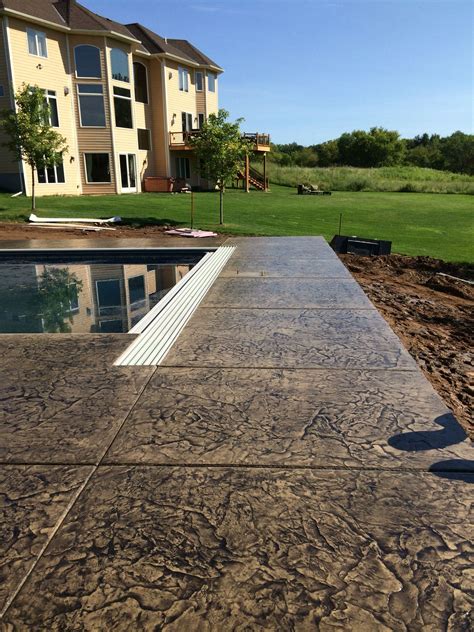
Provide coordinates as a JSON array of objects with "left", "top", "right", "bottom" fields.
[{"left": 0, "top": 1, "right": 221, "bottom": 67}]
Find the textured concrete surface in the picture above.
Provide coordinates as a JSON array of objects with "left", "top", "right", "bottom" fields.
[{"left": 0, "top": 237, "right": 472, "bottom": 630}]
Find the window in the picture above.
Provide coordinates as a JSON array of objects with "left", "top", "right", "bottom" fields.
[
  {"left": 44, "top": 90, "right": 59, "bottom": 127},
  {"left": 27, "top": 28, "right": 47, "bottom": 58},
  {"left": 181, "top": 112, "right": 193, "bottom": 132},
  {"left": 195, "top": 71, "right": 203, "bottom": 92},
  {"left": 84, "top": 153, "right": 111, "bottom": 183},
  {"left": 208, "top": 72, "right": 216, "bottom": 92},
  {"left": 74, "top": 45, "right": 101, "bottom": 78},
  {"left": 176, "top": 156, "right": 190, "bottom": 179},
  {"left": 128, "top": 276, "right": 145, "bottom": 305},
  {"left": 113, "top": 87, "right": 132, "bottom": 128},
  {"left": 111, "top": 48, "right": 129, "bottom": 82},
  {"left": 138, "top": 128, "right": 151, "bottom": 150},
  {"left": 178, "top": 66, "right": 189, "bottom": 92},
  {"left": 0, "top": 86, "right": 4, "bottom": 97},
  {"left": 78, "top": 84, "right": 106, "bottom": 126},
  {"left": 198, "top": 113, "right": 205, "bottom": 129},
  {"left": 133, "top": 62, "right": 148, "bottom": 104},
  {"left": 37, "top": 161, "right": 65, "bottom": 184}
]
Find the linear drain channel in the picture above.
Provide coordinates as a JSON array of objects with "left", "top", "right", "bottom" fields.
[{"left": 115, "top": 246, "right": 235, "bottom": 366}]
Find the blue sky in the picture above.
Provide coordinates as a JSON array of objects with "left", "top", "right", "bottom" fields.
[{"left": 95, "top": 0, "right": 472, "bottom": 144}]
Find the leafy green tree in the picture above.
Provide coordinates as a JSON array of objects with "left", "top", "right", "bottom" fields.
[
  {"left": 190, "top": 109, "right": 250, "bottom": 224},
  {"left": 440, "top": 131, "right": 474, "bottom": 175},
  {"left": 337, "top": 127, "right": 406, "bottom": 167},
  {"left": 37, "top": 268, "right": 83, "bottom": 333},
  {"left": 0, "top": 83, "right": 68, "bottom": 210},
  {"left": 313, "top": 140, "right": 339, "bottom": 167}
]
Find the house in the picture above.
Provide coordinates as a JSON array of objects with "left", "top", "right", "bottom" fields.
[{"left": 0, "top": 0, "right": 270, "bottom": 196}]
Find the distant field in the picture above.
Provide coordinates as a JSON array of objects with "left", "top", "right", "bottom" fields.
[
  {"left": 264, "top": 164, "right": 474, "bottom": 194},
  {"left": 0, "top": 185, "right": 472, "bottom": 262}
]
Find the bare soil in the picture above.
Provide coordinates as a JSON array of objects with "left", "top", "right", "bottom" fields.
[
  {"left": 0, "top": 222, "right": 183, "bottom": 240},
  {"left": 341, "top": 254, "right": 473, "bottom": 438}
]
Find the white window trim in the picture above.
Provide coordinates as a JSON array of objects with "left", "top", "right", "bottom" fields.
[
  {"left": 77, "top": 84, "right": 106, "bottom": 128},
  {"left": 178, "top": 66, "right": 189, "bottom": 92},
  {"left": 26, "top": 28, "right": 47, "bottom": 58},
  {"left": 133, "top": 61, "right": 149, "bottom": 104},
  {"left": 195, "top": 71, "right": 203, "bottom": 92},
  {"left": 44, "top": 89, "right": 59, "bottom": 128},
  {"left": 113, "top": 87, "right": 133, "bottom": 129},
  {"left": 37, "top": 161, "right": 66, "bottom": 185},
  {"left": 74, "top": 44, "right": 102, "bottom": 79},
  {"left": 83, "top": 152, "right": 112, "bottom": 185}
]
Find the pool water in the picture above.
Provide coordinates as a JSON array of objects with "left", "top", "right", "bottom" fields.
[{"left": 0, "top": 262, "right": 194, "bottom": 334}]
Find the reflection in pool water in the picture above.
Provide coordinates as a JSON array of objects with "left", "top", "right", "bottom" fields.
[{"left": 0, "top": 262, "right": 193, "bottom": 333}]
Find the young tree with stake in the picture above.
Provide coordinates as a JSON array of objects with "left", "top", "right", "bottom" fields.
[
  {"left": 190, "top": 109, "right": 250, "bottom": 225},
  {"left": 1, "top": 84, "right": 68, "bottom": 210}
]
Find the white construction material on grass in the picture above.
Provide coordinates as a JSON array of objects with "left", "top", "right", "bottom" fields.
[
  {"left": 29, "top": 213, "right": 121, "bottom": 224},
  {"left": 11, "top": 191, "right": 22, "bottom": 198},
  {"left": 28, "top": 223, "right": 116, "bottom": 231},
  {"left": 165, "top": 228, "right": 217, "bottom": 238},
  {"left": 115, "top": 245, "right": 235, "bottom": 366}
]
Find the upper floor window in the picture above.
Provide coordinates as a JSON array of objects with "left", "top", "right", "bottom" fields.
[
  {"left": 133, "top": 62, "right": 148, "bottom": 104},
  {"left": 77, "top": 84, "right": 106, "bottom": 127},
  {"left": 198, "top": 113, "right": 205, "bottom": 129},
  {"left": 44, "top": 90, "right": 59, "bottom": 127},
  {"left": 137, "top": 128, "right": 151, "bottom": 150},
  {"left": 195, "top": 71, "right": 203, "bottom": 92},
  {"left": 113, "top": 87, "right": 133, "bottom": 128},
  {"left": 74, "top": 45, "right": 101, "bottom": 79},
  {"left": 0, "top": 86, "right": 5, "bottom": 98},
  {"left": 111, "top": 48, "right": 129, "bottom": 83},
  {"left": 208, "top": 72, "right": 216, "bottom": 92},
  {"left": 27, "top": 28, "right": 47, "bottom": 58},
  {"left": 178, "top": 67, "right": 189, "bottom": 92}
]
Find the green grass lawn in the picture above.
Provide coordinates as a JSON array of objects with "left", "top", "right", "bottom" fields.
[{"left": 0, "top": 185, "right": 472, "bottom": 262}]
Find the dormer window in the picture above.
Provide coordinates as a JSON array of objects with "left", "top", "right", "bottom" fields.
[
  {"left": 111, "top": 48, "right": 129, "bottom": 83},
  {"left": 208, "top": 72, "right": 216, "bottom": 92},
  {"left": 74, "top": 45, "right": 101, "bottom": 79},
  {"left": 27, "top": 28, "right": 47, "bottom": 58},
  {"left": 178, "top": 67, "right": 189, "bottom": 92}
]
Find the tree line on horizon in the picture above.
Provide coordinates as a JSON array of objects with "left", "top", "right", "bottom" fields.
[{"left": 270, "top": 128, "right": 474, "bottom": 175}]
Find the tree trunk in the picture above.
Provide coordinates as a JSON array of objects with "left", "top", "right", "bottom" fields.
[
  {"left": 219, "top": 187, "right": 224, "bottom": 225},
  {"left": 31, "top": 164, "right": 35, "bottom": 211}
]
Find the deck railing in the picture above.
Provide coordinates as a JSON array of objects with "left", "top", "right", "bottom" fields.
[{"left": 169, "top": 130, "right": 271, "bottom": 149}]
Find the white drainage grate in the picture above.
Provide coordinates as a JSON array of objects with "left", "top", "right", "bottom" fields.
[{"left": 115, "top": 245, "right": 235, "bottom": 366}]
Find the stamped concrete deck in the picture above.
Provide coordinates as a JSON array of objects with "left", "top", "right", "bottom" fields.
[{"left": 1, "top": 237, "right": 473, "bottom": 631}]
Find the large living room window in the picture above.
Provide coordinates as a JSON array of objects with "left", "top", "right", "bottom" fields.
[
  {"left": 74, "top": 45, "right": 101, "bottom": 79},
  {"left": 27, "top": 28, "right": 47, "bottom": 58},
  {"left": 113, "top": 87, "right": 133, "bottom": 128},
  {"left": 178, "top": 66, "right": 189, "bottom": 92},
  {"left": 111, "top": 48, "right": 130, "bottom": 82},
  {"left": 77, "top": 84, "right": 106, "bottom": 127},
  {"left": 133, "top": 62, "right": 148, "bottom": 103},
  {"left": 84, "top": 153, "right": 111, "bottom": 183}
]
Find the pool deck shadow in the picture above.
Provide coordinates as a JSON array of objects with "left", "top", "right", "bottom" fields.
[{"left": 0, "top": 237, "right": 472, "bottom": 630}]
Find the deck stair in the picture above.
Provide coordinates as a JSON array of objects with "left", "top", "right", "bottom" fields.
[{"left": 237, "top": 166, "right": 269, "bottom": 191}]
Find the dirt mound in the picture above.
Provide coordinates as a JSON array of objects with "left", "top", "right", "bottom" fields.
[{"left": 341, "top": 254, "right": 473, "bottom": 438}]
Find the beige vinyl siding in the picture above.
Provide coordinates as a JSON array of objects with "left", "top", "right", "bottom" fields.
[
  {"left": 133, "top": 56, "right": 156, "bottom": 188},
  {"left": 0, "top": 17, "right": 18, "bottom": 176},
  {"left": 6, "top": 17, "right": 81, "bottom": 194},
  {"left": 70, "top": 34, "right": 115, "bottom": 194},
  {"left": 166, "top": 60, "right": 197, "bottom": 132}
]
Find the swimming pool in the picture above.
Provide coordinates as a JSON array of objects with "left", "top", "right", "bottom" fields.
[{"left": 0, "top": 248, "right": 210, "bottom": 334}]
